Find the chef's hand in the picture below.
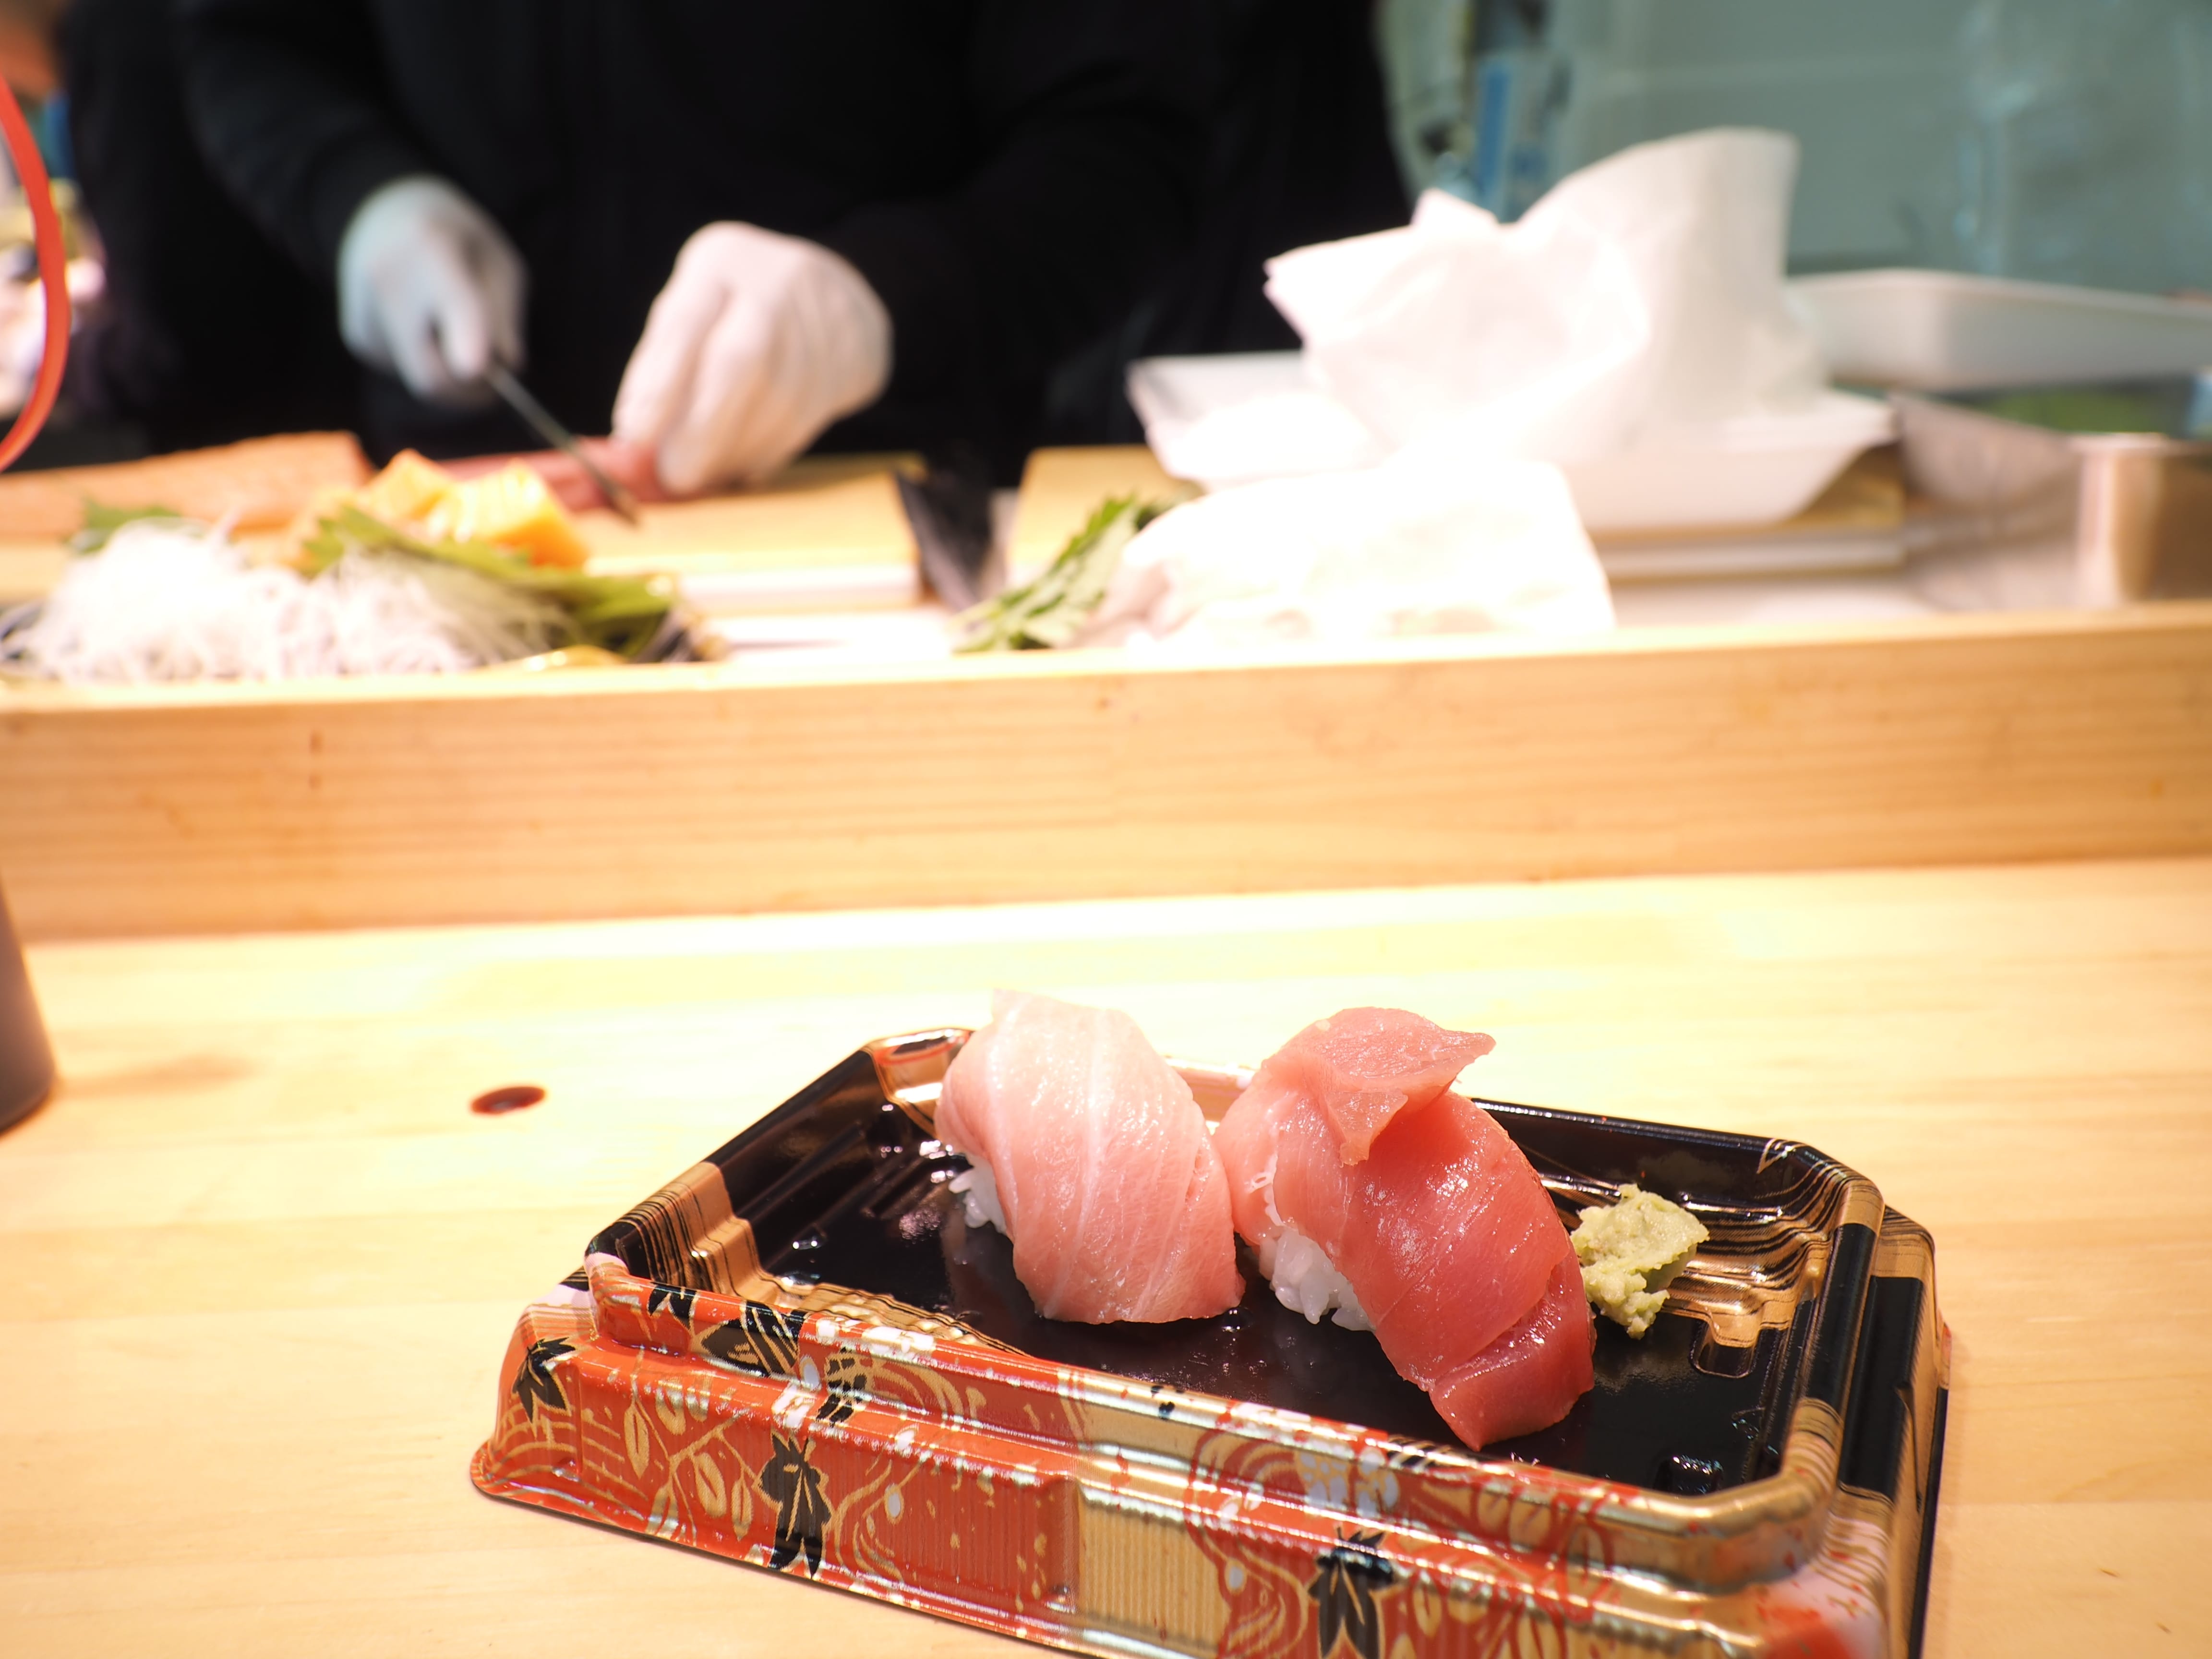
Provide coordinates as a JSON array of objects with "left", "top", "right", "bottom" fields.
[
  {"left": 612, "top": 222, "right": 892, "bottom": 495},
  {"left": 337, "top": 175, "right": 527, "bottom": 406}
]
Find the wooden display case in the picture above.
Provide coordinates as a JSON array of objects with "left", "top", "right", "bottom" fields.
[{"left": 5, "top": 600, "right": 2208, "bottom": 939}]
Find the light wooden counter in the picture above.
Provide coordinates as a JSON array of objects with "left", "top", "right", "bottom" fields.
[
  {"left": 5, "top": 856, "right": 2210, "bottom": 1655},
  {"left": 8, "top": 602, "right": 2211, "bottom": 941}
]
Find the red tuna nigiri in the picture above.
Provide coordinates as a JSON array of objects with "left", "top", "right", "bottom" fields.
[
  {"left": 937, "top": 990, "right": 1243, "bottom": 1324},
  {"left": 1214, "top": 1009, "right": 1593, "bottom": 1447},
  {"left": 1431, "top": 1246, "right": 1596, "bottom": 1446},
  {"left": 1262, "top": 1006, "right": 1496, "bottom": 1164}
]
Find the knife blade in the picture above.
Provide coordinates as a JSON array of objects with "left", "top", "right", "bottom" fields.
[{"left": 482, "top": 361, "right": 645, "bottom": 526}]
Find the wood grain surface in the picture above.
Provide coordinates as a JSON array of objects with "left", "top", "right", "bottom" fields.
[
  {"left": 3, "top": 856, "right": 2209, "bottom": 1655},
  {"left": 570, "top": 455, "right": 918, "bottom": 613},
  {"left": 0, "top": 432, "right": 372, "bottom": 542},
  {"left": 5, "top": 601, "right": 2210, "bottom": 940}
]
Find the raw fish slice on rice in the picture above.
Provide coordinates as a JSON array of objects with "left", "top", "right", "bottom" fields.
[
  {"left": 1260, "top": 1007, "right": 1495, "bottom": 1164},
  {"left": 1214, "top": 1074, "right": 1563, "bottom": 1374},
  {"left": 936, "top": 990, "right": 1243, "bottom": 1325},
  {"left": 1214, "top": 1007, "right": 1594, "bottom": 1447},
  {"left": 1431, "top": 1247, "right": 1596, "bottom": 1448}
]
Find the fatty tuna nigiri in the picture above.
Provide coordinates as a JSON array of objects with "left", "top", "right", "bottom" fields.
[
  {"left": 1213, "top": 1008, "right": 1593, "bottom": 1448},
  {"left": 937, "top": 990, "right": 1244, "bottom": 1324}
]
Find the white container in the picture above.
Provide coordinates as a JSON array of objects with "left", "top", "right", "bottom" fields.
[
  {"left": 1562, "top": 391, "right": 1896, "bottom": 533},
  {"left": 1788, "top": 269, "right": 2212, "bottom": 391}
]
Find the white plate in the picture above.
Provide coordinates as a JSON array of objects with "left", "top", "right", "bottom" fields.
[
  {"left": 1562, "top": 392, "right": 1896, "bottom": 534},
  {"left": 1789, "top": 269, "right": 2212, "bottom": 390}
]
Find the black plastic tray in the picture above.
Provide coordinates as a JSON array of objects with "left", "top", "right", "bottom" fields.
[{"left": 589, "top": 1036, "right": 1935, "bottom": 1503}]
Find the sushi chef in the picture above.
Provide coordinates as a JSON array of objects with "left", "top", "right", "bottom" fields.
[{"left": 172, "top": 2, "right": 1204, "bottom": 487}]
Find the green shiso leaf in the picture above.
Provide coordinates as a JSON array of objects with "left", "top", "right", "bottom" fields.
[{"left": 954, "top": 493, "right": 1172, "bottom": 653}]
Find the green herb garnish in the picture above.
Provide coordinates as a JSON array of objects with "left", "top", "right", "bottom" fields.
[
  {"left": 955, "top": 494, "right": 1173, "bottom": 652},
  {"left": 302, "top": 505, "right": 683, "bottom": 660}
]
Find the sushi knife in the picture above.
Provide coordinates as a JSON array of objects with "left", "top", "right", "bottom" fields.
[{"left": 481, "top": 361, "right": 646, "bottom": 526}]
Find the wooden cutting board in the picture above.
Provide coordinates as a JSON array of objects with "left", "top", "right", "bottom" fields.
[
  {"left": 0, "top": 442, "right": 919, "bottom": 613},
  {"left": 1005, "top": 445, "right": 1183, "bottom": 581},
  {"left": 0, "top": 431, "right": 371, "bottom": 540},
  {"left": 0, "top": 432, "right": 372, "bottom": 602},
  {"left": 574, "top": 455, "right": 919, "bottom": 613}
]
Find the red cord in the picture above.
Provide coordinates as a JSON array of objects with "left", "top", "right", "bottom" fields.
[{"left": 0, "top": 75, "right": 69, "bottom": 475}]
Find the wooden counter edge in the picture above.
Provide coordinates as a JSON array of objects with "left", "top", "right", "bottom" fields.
[
  {"left": 4, "top": 603, "right": 2209, "bottom": 938},
  {"left": 4, "top": 598, "right": 2208, "bottom": 710}
]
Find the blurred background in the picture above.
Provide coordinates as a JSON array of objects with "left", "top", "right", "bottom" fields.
[
  {"left": 1382, "top": 0, "right": 2212, "bottom": 293},
  {"left": 1, "top": 0, "right": 2207, "bottom": 467}
]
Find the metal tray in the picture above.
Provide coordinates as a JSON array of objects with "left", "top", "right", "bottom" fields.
[{"left": 474, "top": 1030, "right": 1948, "bottom": 1658}]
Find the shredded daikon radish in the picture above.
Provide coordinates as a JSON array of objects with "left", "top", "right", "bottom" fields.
[{"left": 0, "top": 520, "right": 568, "bottom": 683}]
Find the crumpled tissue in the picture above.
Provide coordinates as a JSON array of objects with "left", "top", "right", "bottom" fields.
[
  {"left": 1084, "top": 128, "right": 1864, "bottom": 650},
  {"left": 1070, "top": 450, "right": 1613, "bottom": 651},
  {"left": 1264, "top": 126, "right": 1826, "bottom": 466},
  {"left": 1137, "top": 128, "right": 1890, "bottom": 540}
]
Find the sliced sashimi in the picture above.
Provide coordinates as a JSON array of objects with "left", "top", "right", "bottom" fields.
[
  {"left": 1430, "top": 1247, "right": 1596, "bottom": 1448},
  {"left": 937, "top": 990, "right": 1243, "bottom": 1324},
  {"left": 1215, "top": 1007, "right": 1594, "bottom": 1447},
  {"left": 1261, "top": 1007, "right": 1496, "bottom": 1164}
]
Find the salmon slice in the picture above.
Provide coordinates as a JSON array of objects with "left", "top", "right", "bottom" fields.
[
  {"left": 1215, "top": 1008, "right": 1593, "bottom": 1447},
  {"left": 1259, "top": 1007, "right": 1495, "bottom": 1164},
  {"left": 937, "top": 991, "right": 1243, "bottom": 1324}
]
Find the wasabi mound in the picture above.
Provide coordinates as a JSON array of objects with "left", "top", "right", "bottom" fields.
[{"left": 1572, "top": 1185, "right": 1709, "bottom": 1338}]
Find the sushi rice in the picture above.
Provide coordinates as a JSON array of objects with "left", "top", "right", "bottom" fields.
[
  {"left": 1257, "top": 1226, "right": 1372, "bottom": 1331},
  {"left": 1247, "top": 1153, "right": 1370, "bottom": 1329},
  {"left": 949, "top": 1163, "right": 1009, "bottom": 1235}
]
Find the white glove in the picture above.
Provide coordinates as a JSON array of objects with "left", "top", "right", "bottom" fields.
[
  {"left": 337, "top": 175, "right": 527, "bottom": 406},
  {"left": 613, "top": 222, "right": 892, "bottom": 494}
]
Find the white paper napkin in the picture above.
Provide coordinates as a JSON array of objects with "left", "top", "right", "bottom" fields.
[{"left": 1072, "top": 450, "right": 1614, "bottom": 651}]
